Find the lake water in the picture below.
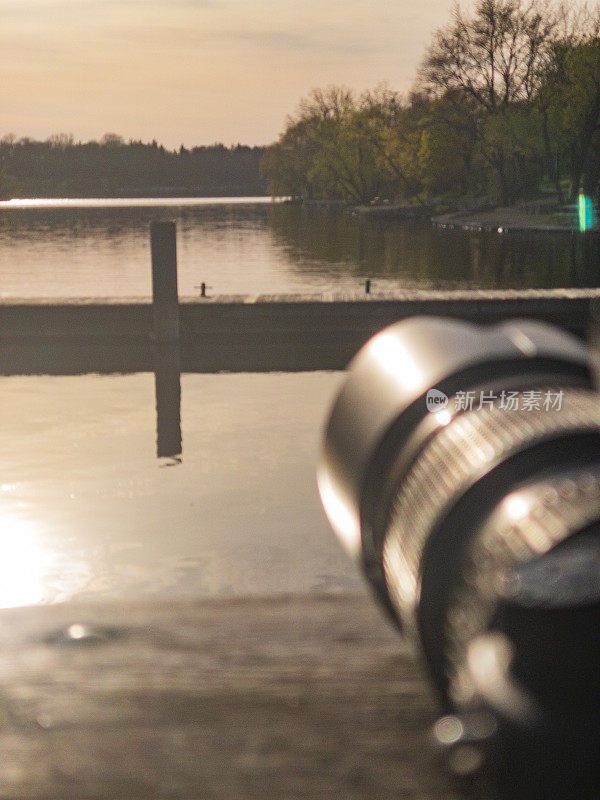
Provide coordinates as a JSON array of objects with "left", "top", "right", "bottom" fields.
[
  {"left": 2, "top": 198, "right": 596, "bottom": 609},
  {"left": 0, "top": 197, "right": 597, "bottom": 299},
  {"left": 0, "top": 371, "right": 363, "bottom": 608}
]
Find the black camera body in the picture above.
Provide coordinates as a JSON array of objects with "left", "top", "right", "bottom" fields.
[{"left": 318, "top": 317, "right": 600, "bottom": 800}]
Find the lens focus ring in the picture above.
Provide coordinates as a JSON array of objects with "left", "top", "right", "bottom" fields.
[{"left": 383, "top": 389, "right": 600, "bottom": 642}]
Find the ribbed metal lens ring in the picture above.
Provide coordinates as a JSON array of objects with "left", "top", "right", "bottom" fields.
[
  {"left": 382, "top": 389, "right": 600, "bottom": 644},
  {"left": 445, "top": 468, "right": 600, "bottom": 705}
]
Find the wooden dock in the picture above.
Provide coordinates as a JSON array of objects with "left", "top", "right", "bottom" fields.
[{"left": 0, "top": 593, "right": 463, "bottom": 799}]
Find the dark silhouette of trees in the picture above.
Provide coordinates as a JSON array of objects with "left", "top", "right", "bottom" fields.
[{"left": 0, "top": 135, "right": 267, "bottom": 199}]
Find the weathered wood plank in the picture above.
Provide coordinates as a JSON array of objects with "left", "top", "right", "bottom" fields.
[{"left": 0, "top": 594, "right": 460, "bottom": 799}]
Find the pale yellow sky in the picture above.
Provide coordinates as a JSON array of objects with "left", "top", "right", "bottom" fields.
[{"left": 1, "top": 0, "right": 454, "bottom": 147}]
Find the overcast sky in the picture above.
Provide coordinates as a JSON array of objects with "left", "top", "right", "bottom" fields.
[{"left": 1, "top": 0, "right": 454, "bottom": 148}]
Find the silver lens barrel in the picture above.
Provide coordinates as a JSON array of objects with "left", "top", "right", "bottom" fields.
[
  {"left": 318, "top": 317, "right": 593, "bottom": 601},
  {"left": 318, "top": 317, "right": 600, "bottom": 798}
]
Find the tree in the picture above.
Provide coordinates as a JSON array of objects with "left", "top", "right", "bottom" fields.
[
  {"left": 46, "top": 133, "right": 74, "bottom": 149},
  {"left": 264, "top": 1, "right": 600, "bottom": 207},
  {"left": 0, "top": 136, "right": 267, "bottom": 198},
  {"left": 262, "top": 86, "right": 426, "bottom": 204},
  {"left": 419, "top": 0, "right": 559, "bottom": 202},
  {"left": 422, "top": 0, "right": 558, "bottom": 111},
  {"left": 354, "top": 86, "right": 425, "bottom": 202},
  {"left": 263, "top": 88, "right": 370, "bottom": 203},
  {"left": 295, "top": 87, "right": 382, "bottom": 203},
  {"left": 261, "top": 118, "right": 320, "bottom": 199},
  {"left": 100, "top": 132, "right": 125, "bottom": 147},
  {"left": 416, "top": 91, "right": 481, "bottom": 196},
  {"left": 542, "top": 33, "right": 600, "bottom": 199},
  {"left": 481, "top": 103, "right": 546, "bottom": 200}
]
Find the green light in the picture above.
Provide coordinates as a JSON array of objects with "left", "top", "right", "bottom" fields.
[{"left": 579, "top": 192, "right": 594, "bottom": 232}]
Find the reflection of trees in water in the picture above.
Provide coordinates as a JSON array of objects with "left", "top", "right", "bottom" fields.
[
  {"left": 0, "top": 204, "right": 271, "bottom": 246},
  {"left": 2, "top": 202, "right": 597, "bottom": 291},
  {"left": 268, "top": 205, "right": 598, "bottom": 290}
]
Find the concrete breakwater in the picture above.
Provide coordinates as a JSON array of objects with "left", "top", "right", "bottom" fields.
[{"left": 1, "top": 289, "right": 599, "bottom": 374}]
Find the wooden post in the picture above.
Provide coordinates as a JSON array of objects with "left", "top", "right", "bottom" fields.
[{"left": 150, "top": 221, "right": 179, "bottom": 342}]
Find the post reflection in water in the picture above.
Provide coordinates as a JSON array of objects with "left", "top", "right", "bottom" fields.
[
  {"left": 154, "top": 344, "right": 182, "bottom": 462},
  {"left": 0, "top": 372, "right": 358, "bottom": 608}
]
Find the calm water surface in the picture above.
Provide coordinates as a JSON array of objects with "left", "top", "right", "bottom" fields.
[
  {"left": 0, "top": 371, "right": 363, "bottom": 608},
  {"left": 1, "top": 197, "right": 598, "bottom": 298},
  {"left": 3, "top": 200, "right": 597, "bottom": 609}
]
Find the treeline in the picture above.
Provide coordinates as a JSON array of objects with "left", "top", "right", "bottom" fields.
[
  {"left": 0, "top": 134, "right": 267, "bottom": 198},
  {"left": 262, "top": 0, "right": 600, "bottom": 206}
]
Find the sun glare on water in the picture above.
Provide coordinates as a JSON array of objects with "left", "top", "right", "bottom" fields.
[{"left": 0, "top": 512, "right": 52, "bottom": 608}]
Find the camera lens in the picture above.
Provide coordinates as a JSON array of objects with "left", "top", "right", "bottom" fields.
[{"left": 318, "top": 317, "right": 600, "bottom": 797}]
